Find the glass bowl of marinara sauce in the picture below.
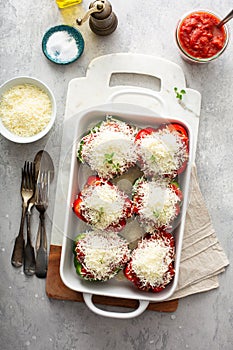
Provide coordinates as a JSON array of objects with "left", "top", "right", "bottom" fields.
[{"left": 175, "top": 10, "right": 229, "bottom": 63}]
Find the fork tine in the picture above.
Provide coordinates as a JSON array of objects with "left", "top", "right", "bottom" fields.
[
  {"left": 29, "top": 162, "right": 35, "bottom": 190},
  {"left": 46, "top": 171, "right": 50, "bottom": 199},
  {"left": 38, "top": 170, "right": 49, "bottom": 203},
  {"left": 36, "top": 170, "right": 42, "bottom": 203},
  {"left": 41, "top": 171, "right": 46, "bottom": 202},
  {"left": 28, "top": 162, "right": 31, "bottom": 189},
  {"left": 27, "top": 161, "right": 32, "bottom": 190},
  {"left": 32, "top": 162, "right": 35, "bottom": 187},
  {"left": 43, "top": 171, "right": 49, "bottom": 201},
  {"left": 24, "top": 165, "right": 27, "bottom": 189},
  {"left": 20, "top": 168, "right": 24, "bottom": 191},
  {"left": 24, "top": 161, "right": 27, "bottom": 172},
  {"left": 21, "top": 161, "right": 27, "bottom": 190},
  {"left": 35, "top": 169, "right": 50, "bottom": 203},
  {"left": 22, "top": 161, "right": 34, "bottom": 191},
  {"left": 40, "top": 171, "right": 44, "bottom": 200},
  {"left": 25, "top": 161, "right": 30, "bottom": 189}
]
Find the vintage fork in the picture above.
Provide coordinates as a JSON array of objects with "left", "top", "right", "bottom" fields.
[
  {"left": 35, "top": 170, "right": 50, "bottom": 278},
  {"left": 11, "top": 161, "right": 35, "bottom": 267}
]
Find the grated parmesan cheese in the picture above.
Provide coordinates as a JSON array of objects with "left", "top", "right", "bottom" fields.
[
  {"left": 80, "top": 182, "right": 130, "bottom": 230},
  {"left": 131, "top": 235, "right": 175, "bottom": 288},
  {"left": 78, "top": 117, "right": 138, "bottom": 179},
  {"left": 133, "top": 179, "right": 180, "bottom": 228},
  {"left": 0, "top": 84, "right": 52, "bottom": 137},
  {"left": 136, "top": 126, "right": 188, "bottom": 177},
  {"left": 75, "top": 231, "right": 130, "bottom": 280}
]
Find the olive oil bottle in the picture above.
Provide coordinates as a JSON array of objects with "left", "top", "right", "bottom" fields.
[{"left": 56, "top": 0, "right": 82, "bottom": 8}]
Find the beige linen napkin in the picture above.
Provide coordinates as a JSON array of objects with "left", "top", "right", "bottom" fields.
[{"left": 169, "top": 165, "right": 229, "bottom": 300}]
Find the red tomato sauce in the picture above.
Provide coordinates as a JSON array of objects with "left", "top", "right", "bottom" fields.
[{"left": 178, "top": 11, "right": 227, "bottom": 59}]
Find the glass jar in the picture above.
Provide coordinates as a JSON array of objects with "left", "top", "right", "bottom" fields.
[{"left": 175, "top": 10, "right": 229, "bottom": 63}]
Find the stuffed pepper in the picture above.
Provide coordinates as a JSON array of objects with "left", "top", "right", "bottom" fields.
[
  {"left": 77, "top": 116, "right": 138, "bottom": 179},
  {"left": 135, "top": 122, "right": 189, "bottom": 178},
  {"left": 73, "top": 231, "right": 131, "bottom": 282},
  {"left": 124, "top": 231, "right": 175, "bottom": 292},
  {"left": 132, "top": 177, "right": 183, "bottom": 230},
  {"left": 73, "top": 176, "right": 132, "bottom": 232}
]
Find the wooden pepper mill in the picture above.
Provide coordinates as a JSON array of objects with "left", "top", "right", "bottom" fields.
[{"left": 76, "top": 0, "right": 118, "bottom": 36}]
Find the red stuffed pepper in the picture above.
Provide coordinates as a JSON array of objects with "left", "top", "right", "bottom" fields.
[
  {"left": 73, "top": 176, "right": 132, "bottom": 232},
  {"left": 135, "top": 123, "right": 189, "bottom": 178},
  {"left": 132, "top": 177, "right": 183, "bottom": 230},
  {"left": 124, "top": 231, "right": 175, "bottom": 292},
  {"left": 77, "top": 117, "right": 138, "bottom": 179},
  {"left": 73, "top": 231, "right": 131, "bottom": 282}
]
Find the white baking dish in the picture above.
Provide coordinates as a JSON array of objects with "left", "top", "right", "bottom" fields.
[{"left": 59, "top": 102, "right": 194, "bottom": 318}]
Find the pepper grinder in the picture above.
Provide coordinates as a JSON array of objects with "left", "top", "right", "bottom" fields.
[{"left": 76, "top": 0, "right": 118, "bottom": 36}]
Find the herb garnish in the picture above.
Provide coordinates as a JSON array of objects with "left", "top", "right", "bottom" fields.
[
  {"left": 104, "top": 152, "right": 114, "bottom": 164},
  {"left": 104, "top": 152, "right": 120, "bottom": 171},
  {"left": 174, "top": 87, "right": 186, "bottom": 100},
  {"left": 150, "top": 154, "right": 157, "bottom": 163},
  {"left": 77, "top": 140, "right": 84, "bottom": 162},
  {"left": 153, "top": 210, "right": 160, "bottom": 218}
]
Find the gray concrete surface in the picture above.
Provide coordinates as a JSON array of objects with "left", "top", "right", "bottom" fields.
[{"left": 0, "top": 1, "right": 232, "bottom": 349}]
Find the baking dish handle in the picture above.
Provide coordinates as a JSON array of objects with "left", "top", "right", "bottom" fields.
[
  {"left": 83, "top": 293, "right": 149, "bottom": 319},
  {"left": 86, "top": 53, "right": 186, "bottom": 93}
]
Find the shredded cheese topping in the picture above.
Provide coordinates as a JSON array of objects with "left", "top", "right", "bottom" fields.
[
  {"left": 0, "top": 84, "right": 52, "bottom": 137},
  {"left": 78, "top": 117, "right": 138, "bottom": 178},
  {"left": 75, "top": 231, "right": 130, "bottom": 280},
  {"left": 136, "top": 127, "right": 187, "bottom": 177},
  {"left": 80, "top": 182, "right": 129, "bottom": 230},
  {"left": 133, "top": 179, "right": 180, "bottom": 228},
  {"left": 131, "top": 235, "right": 175, "bottom": 288}
]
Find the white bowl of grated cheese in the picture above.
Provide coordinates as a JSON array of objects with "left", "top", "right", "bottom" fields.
[{"left": 0, "top": 76, "right": 56, "bottom": 143}]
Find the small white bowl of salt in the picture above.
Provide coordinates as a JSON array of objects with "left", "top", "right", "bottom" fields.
[{"left": 42, "top": 25, "right": 84, "bottom": 65}]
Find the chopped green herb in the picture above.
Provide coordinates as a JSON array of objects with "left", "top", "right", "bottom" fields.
[
  {"left": 96, "top": 206, "right": 104, "bottom": 223},
  {"left": 150, "top": 154, "right": 157, "bottom": 163},
  {"left": 77, "top": 140, "right": 84, "bottom": 162},
  {"left": 92, "top": 121, "right": 103, "bottom": 132},
  {"left": 174, "top": 87, "right": 186, "bottom": 100},
  {"left": 113, "top": 162, "right": 120, "bottom": 172},
  {"left": 104, "top": 152, "right": 120, "bottom": 171},
  {"left": 153, "top": 210, "right": 160, "bottom": 218},
  {"left": 104, "top": 152, "right": 114, "bottom": 164}
]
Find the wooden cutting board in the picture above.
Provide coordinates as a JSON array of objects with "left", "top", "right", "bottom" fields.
[
  {"left": 46, "top": 245, "right": 179, "bottom": 312},
  {"left": 46, "top": 54, "right": 201, "bottom": 314}
]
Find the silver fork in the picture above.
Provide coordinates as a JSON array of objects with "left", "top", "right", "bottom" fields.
[
  {"left": 35, "top": 170, "right": 50, "bottom": 278},
  {"left": 11, "top": 161, "right": 35, "bottom": 267}
]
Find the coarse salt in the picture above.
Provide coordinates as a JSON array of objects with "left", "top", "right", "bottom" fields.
[{"left": 46, "top": 31, "right": 79, "bottom": 62}]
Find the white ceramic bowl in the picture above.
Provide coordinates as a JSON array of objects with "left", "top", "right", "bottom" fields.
[{"left": 0, "top": 76, "right": 56, "bottom": 143}]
